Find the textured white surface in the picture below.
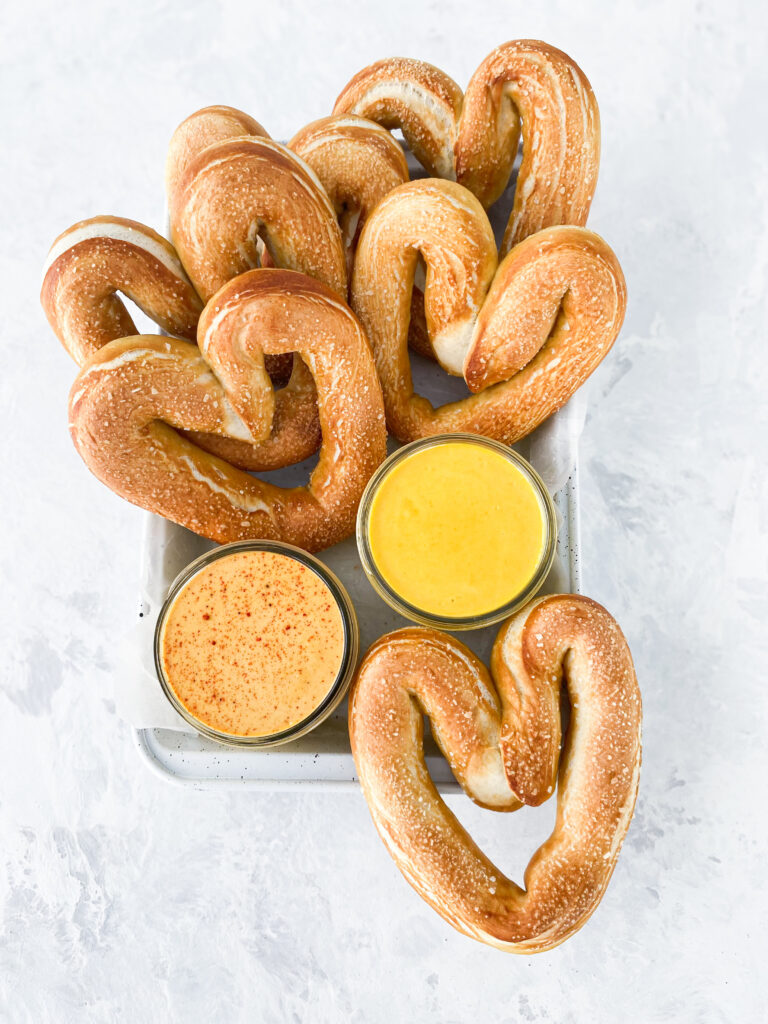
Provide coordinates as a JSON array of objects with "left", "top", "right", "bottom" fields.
[{"left": 1, "top": 0, "right": 767, "bottom": 1020}]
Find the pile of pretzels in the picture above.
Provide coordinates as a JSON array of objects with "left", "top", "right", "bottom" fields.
[{"left": 42, "top": 40, "right": 641, "bottom": 954}]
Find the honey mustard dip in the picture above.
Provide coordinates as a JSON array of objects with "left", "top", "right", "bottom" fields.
[
  {"left": 357, "top": 435, "right": 556, "bottom": 628},
  {"left": 156, "top": 545, "right": 354, "bottom": 741}
]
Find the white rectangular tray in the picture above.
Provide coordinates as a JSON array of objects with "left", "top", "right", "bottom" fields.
[{"left": 131, "top": 144, "right": 583, "bottom": 789}]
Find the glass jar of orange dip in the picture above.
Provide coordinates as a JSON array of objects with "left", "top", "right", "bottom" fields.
[
  {"left": 356, "top": 434, "right": 557, "bottom": 630},
  {"left": 154, "top": 540, "right": 358, "bottom": 747}
]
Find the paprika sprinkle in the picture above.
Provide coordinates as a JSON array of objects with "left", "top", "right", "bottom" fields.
[{"left": 155, "top": 542, "right": 357, "bottom": 745}]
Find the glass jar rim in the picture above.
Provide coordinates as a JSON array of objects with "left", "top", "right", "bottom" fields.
[
  {"left": 355, "top": 433, "right": 558, "bottom": 631},
  {"left": 153, "top": 539, "right": 359, "bottom": 748}
]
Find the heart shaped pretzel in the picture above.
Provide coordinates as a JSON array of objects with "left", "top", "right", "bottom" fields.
[
  {"left": 334, "top": 39, "right": 600, "bottom": 255},
  {"left": 351, "top": 179, "right": 626, "bottom": 444},
  {"left": 41, "top": 216, "right": 319, "bottom": 471},
  {"left": 69, "top": 269, "right": 387, "bottom": 551},
  {"left": 349, "top": 595, "right": 642, "bottom": 952}
]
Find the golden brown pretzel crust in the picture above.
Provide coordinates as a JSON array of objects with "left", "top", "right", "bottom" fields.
[
  {"left": 349, "top": 595, "right": 642, "bottom": 952},
  {"left": 180, "top": 352, "right": 322, "bottom": 474},
  {"left": 289, "top": 114, "right": 409, "bottom": 281},
  {"left": 41, "top": 215, "right": 318, "bottom": 472},
  {"left": 69, "top": 269, "right": 386, "bottom": 552},
  {"left": 165, "top": 105, "right": 270, "bottom": 208},
  {"left": 334, "top": 57, "right": 463, "bottom": 179},
  {"left": 170, "top": 135, "right": 347, "bottom": 303},
  {"left": 41, "top": 216, "right": 203, "bottom": 365},
  {"left": 289, "top": 114, "right": 438, "bottom": 358},
  {"left": 351, "top": 179, "right": 626, "bottom": 444},
  {"left": 458, "top": 41, "right": 600, "bottom": 253},
  {"left": 334, "top": 40, "right": 600, "bottom": 253},
  {"left": 165, "top": 106, "right": 295, "bottom": 387}
]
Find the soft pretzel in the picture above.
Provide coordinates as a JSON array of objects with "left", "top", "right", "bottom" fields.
[
  {"left": 349, "top": 595, "right": 642, "bottom": 953},
  {"left": 164, "top": 105, "right": 309, "bottom": 391},
  {"left": 69, "top": 269, "right": 386, "bottom": 551},
  {"left": 41, "top": 216, "right": 319, "bottom": 471},
  {"left": 351, "top": 179, "right": 626, "bottom": 444},
  {"left": 334, "top": 40, "right": 600, "bottom": 254},
  {"left": 41, "top": 216, "right": 203, "bottom": 366},
  {"left": 335, "top": 57, "right": 462, "bottom": 180},
  {"left": 289, "top": 115, "right": 409, "bottom": 280},
  {"left": 170, "top": 134, "right": 347, "bottom": 303},
  {"left": 165, "top": 104, "right": 270, "bottom": 207},
  {"left": 289, "top": 114, "right": 439, "bottom": 355}
]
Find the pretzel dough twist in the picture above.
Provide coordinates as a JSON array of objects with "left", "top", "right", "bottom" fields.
[
  {"left": 41, "top": 216, "right": 319, "bottom": 471},
  {"left": 289, "top": 114, "right": 441, "bottom": 357},
  {"left": 351, "top": 179, "right": 626, "bottom": 444},
  {"left": 41, "top": 216, "right": 203, "bottom": 366},
  {"left": 349, "top": 595, "right": 642, "bottom": 952},
  {"left": 289, "top": 115, "right": 409, "bottom": 280},
  {"left": 69, "top": 269, "right": 386, "bottom": 551},
  {"left": 334, "top": 40, "right": 600, "bottom": 254},
  {"left": 167, "top": 108, "right": 413, "bottom": 343},
  {"left": 170, "top": 133, "right": 347, "bottom": 303},
  {"left": 166, "top": 105, "right": 309, "bottom": 391}
]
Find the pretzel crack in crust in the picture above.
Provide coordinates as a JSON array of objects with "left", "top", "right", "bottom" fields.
[
  {"left": 334, "top": 39, "right": 600, "bottom": 254},
  {"left": 351, "top": 179, "right": 626, "bottom": 444},
  {"left": 41, "top": 215, "right": 318, "bottom": 472},
  {"left": 349, "top": 595, "right": 642, "bottom": 952},
  {"left": 68, "top": 269, "right": 387, "bottom": 552},
  {"left": 170, "top": 134, "right": 347, "bottom": 303}
]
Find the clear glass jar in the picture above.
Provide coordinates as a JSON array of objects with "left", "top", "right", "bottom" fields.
[
  {"left": 356, "top": 434, "right": 557, "bottom": 631},
  {"left": 154, "top": 540, "right": 359, "bottom": 748}
]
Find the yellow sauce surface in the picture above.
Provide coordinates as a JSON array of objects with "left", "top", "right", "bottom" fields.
[
  {"left": 160, "top": 550, "right": 345, "bottom": 737},
  {"left": 367, "top": 443, "right": 546, "bottom": 618}
]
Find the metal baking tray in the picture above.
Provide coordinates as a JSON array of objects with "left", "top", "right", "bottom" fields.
[{"left": 131, "top": 143, "right": 584, "bottom": 789}]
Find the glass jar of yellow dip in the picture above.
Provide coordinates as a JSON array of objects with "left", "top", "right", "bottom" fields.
[
  {"left": 356, "top": 435, "right": 557, "bottom": 630},
  {"left": 154, "top": 540, "right": 358, "bottom": 747}
]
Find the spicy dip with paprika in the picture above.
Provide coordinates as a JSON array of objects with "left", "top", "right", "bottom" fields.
[{"left": 155, "top": 541, "right": 357, "bottom": 745}]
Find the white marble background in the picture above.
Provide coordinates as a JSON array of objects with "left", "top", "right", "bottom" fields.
[{"left": 1, "top": 0, "right": 766, "bottom": 1020}]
